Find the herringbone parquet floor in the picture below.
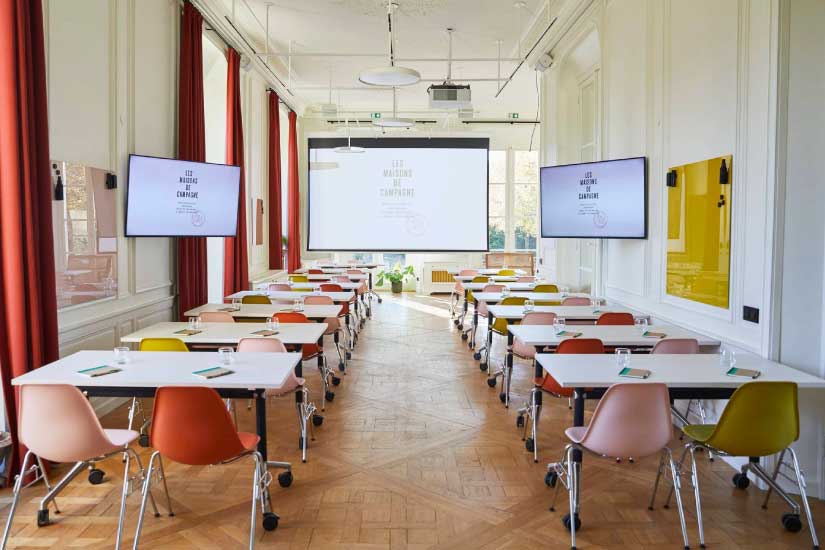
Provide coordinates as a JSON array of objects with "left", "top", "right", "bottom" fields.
[{"left": 0, "top": 293, "right": 822, "bottom": 549}]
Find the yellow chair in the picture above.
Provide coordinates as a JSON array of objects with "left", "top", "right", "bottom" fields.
[
  {"left": 465, "top": 276, "right": 491, "bottom": 313},
  {"left": 242, "top": 295, "right": 272, "bottom": 304},
  {"left": 491, "top": 296, "right": 528, "bottom": 336},
  {"left": 677, "top": 382, "right": 817, "bottom": 548},
  {"left": 533, "top": 283, "right": 559, "bottom": 293},
  {"left": 138, "top": 338, "right": 189, "bottom": 352},
  {"left": 497, "top": 269, "right": 516, "bottom": 276},
  {"left": 534, "top": 301, "right": 561, "bottom": 306},
  {"left": 289, "top": 275, "right": 309, "bottom": 283}
]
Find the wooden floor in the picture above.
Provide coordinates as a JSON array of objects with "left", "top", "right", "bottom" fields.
[{"left": 1, "top": 293, "right": 823, "bottom": 549}]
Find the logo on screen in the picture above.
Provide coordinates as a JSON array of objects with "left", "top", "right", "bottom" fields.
[
  {"left": 592, "top": 209, "right": 608, "bottom": 228},
  {"left": 405, "top": 213, "right": 428, "bottom": 236},
  {"left": 191, "top": 211, "right": 205, "bottom": 227}
]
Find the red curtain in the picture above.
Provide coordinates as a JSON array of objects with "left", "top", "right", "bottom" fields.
[
  {"left": 177, "top": 0, "right": 208, "bottom": 319},
  {"left": 223, "top": 48, "right": 249, "bottom": 294},
  {"left": 267, "top": 91, "right": 283, "bottom": 270},
  {"left": 0, "top": 0, "right": 59, "bottom": 477},
  {"left": 287, "top": 111, "right": 301, "bottom": 272}
]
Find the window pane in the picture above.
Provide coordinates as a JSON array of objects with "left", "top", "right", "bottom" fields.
[
  {"left": 515, "top": 150, "right": 539, "bottom": 183},
  {"left": 382, "top": 253, "right": 406, "bottom": 269},
  {"left": 489, "top": 184, "right": 505, "bottom": 218},
  {"left": 514, "top": 184, "right": 538, "bottom": 250},
  {"left": 490, "top": 150, "right": 506, "bottom": 183},
  {"left": 54, "top": 161, "right": 118, "bottom": 308},
  {"left": 489, "top": 218, "right": 505, "bottom": 250}
]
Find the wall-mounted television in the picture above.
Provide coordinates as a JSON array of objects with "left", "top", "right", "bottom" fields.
[
  {"left": 125, "top": 155, "right": 241, "bottom": 237},
  {"left": 540, "top": 157, "right": 647, "bottom": 239}
]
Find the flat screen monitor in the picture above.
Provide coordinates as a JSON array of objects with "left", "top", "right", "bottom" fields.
[
  {"left": 540, "top": 157, "right": 647, "bottom": 239},
  {"left": 307, "top": 137, "right": 489, "bottom": 252},
  {"left": 125, "top": 155, "right": 241, "bottom": 237}
]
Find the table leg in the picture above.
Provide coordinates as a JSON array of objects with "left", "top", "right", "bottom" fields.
[
  {"left": 458, "top": 289, "right": 468, "bottom": 329},
  {"left": 572, "top": 388, "right": 585, "bottom": 464},
  {"left": 255, "top": 390, "right": 268, "bottom": 461},
  {"left": 483, "top": 311, "right": 494, "bottom": 369},
  {"left": 470, "top": 299, "right": 479, "bottom": 349},
  {"left": 504, "top": 331, "right": 514, "bottom": 407}
]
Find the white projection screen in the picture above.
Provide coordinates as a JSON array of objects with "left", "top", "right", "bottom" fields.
[
  {"left": 307, "top": 138, "right": 489, "bottom": 251},
  {"left": 540, "top": 157, "right": 648, "bottom": 239}
]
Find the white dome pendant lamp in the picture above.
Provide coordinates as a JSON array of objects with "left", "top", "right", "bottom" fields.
[
  {"left": 373, "top": 87, "right": 415, "bottom": 128},
  {"left": 358, "top": 0, "right": 421, "bottom": 87},
  {"left": 334, "top": 116, "right": 366, "bottom": 153}
]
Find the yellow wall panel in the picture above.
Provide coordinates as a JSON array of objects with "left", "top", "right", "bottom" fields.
[{"left": 665, "top": 155, "right": 732, "bottom": 309}]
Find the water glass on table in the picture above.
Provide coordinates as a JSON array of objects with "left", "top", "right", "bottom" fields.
[
  {"left": 266, "top": 317, "right": 279, "bottom": 331},
  {"left": 113, "top": 346, "right": 130, "bottom": 365},
  {"left": 615, "top": 347, "right": 631, "bottom": 368},
  {"left": 218, "top": 347, "right": 234, "bottom": 365},
  {"left": 524, "top": 299, "right": 534, "bottom": 313},
  {"left": 634, "top": 317, "right": 649, "bottom": 335},
  {"left": 720, "top": 348, "right": 737, "bottom": 368},
  {"left": 553, "top": 317, "right": 566, "bottom": 335}
]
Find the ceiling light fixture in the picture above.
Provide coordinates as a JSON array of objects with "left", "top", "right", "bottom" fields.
[
  {"left": 358, "top": 1, "right": 421, "bottom": 87},
  {"left": 372, "top": 87, "right": 415, "bottom": 128},
  {"left": 335, "top": 116, "right": 366, "bottom": 153}
]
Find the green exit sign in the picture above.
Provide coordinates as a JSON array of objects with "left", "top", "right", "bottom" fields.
[
  {"left": 508, "top": 112, "right": 519, "bottom": 119},
  {"left": 371, "top": 112, "right": 382, "bottom": 119}
]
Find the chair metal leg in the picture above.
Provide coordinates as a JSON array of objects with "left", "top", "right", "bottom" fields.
[
  {"left": 249, "top": 453, "right": 261, "bottom": 550},
  {"left": 688, "top": 446, "right": 705, "bottom": 548},
  {"left": 666, "top": 447, "right": 691, "bottom": 550},
  {"left": 649, "top": 450, "right": 667, "bottom": 511},
  {"left": 567, "top": 445, "right": 578, "bottom": 550},
  {"left": 788, "top": 447, "right": 819, "bottom": 549},
  {"left": 155, "top": 455, "right": 174, "bottom": 516},
  {"left": 115, "top": 448, "right": 134, "bottom": 549},
  {"left": 39, "top": 460, "right": 87, "bottom": 514},
  {"left": 761, "top": 449, "right": 786, "bottom": 509},
  {"left": 133, "top": 451, "right": 159, "bottom": 549},
  {"left": 1, "top": 451, "right": 34, "bottom": 548},
  {"left": 664, "top": 445, "right": 689, "bottom": 509},
  {"left": 531, "top": 393, "right": 540, "bottom": 463},
  {"left": 34, "top": 456, "right": 60, "bottom": 515}
]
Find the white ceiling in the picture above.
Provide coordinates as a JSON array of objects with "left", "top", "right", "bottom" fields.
[{"left": 219, "top": 0, "right": 545, "bottom": 119}]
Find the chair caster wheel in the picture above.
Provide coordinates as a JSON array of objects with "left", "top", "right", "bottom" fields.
[
  {"left": 461, "top": 333, "right": 468, "bottom": 341},
  {"left": 782, "top": 513, "right": 802, "bottom": 532},
  {"left": 453, "top": 319, "right": 459, "bottom": 326},
  {"left": 516, "top": 415, "right": 525, "bottom": 428},
  {"left": 732, "top": 472, "right": 750, "bottom": 489},
  {"left": 545, "top": 472, "right": 558, "bottom": 487},
  {"left": 312, "top": 414, "right": 324, "bottom": 427},
  {"left": 525, "top": 438, "right": 535, "bottom": 452},
  {"left": 487, "top": 378, "right": 497, "bottom": 388},
  {"left": 499, "top": 392, "right": 506, "bottom": 403},
  {"left": 88, "top": 468, "right": 105, "bottom": 485},
  {"left": 262, "top": 512, "right": 279, "bottom": 531},
  {"left": 338, "top": 362, "right": 346, "bottom": 372},
  {"left": 473, "top": 352, "right": 482, "bottom": 360},
  {"left": 332, "top": 376, "right": 341, "bottom": 386},
  {"left": 479, "top": 363, "right": 488, "bottom": 371},
  {"left": 37, "top": 509, "right": 49, "bottom": 527},
  {"left": 562, "top": 513, "right": 581, "bottom": 531},
  {"left": 346, "top": 352, "right": 352, "bottom": 360},
  {"left": 277, "top": 471, "right": 293, "bottom": 488},
  {"left": 325, "top": 391, "right": 335, "bottom": 402},
  {"left": 138, "top": 433, "right": 150, "bottom": 447},
  {"left": 468, "top": 342, "right": 474, "bottom": 349},
  {"left": 457, "top": 324, "right": 464, "bottom": 330}
]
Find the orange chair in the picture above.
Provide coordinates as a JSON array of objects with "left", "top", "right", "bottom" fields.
[
  {"left": 274, "top": 311, "right": 336, "bottom": 410},
  {"left": 133, "top": 387, "right": 284, "bottom": 547},
  {"left": 308, "top": 269, "right": 324, "bottom": 274},
  {"left": 320, "top": 282, "right": 357, "bottom": 350},
  {"left": 597, "top": 312, "right": 635, "bottom": 325},
  {"left": 518, "top": 338, "right": 605, "bottom": 462},
  {"left": 305, "top": 295, "right": 348, "bottom": 374}
]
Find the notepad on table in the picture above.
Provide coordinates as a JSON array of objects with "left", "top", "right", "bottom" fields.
[
  {"left": 218, "top": 307, "right": 238, "bottom": 312},
  {"left": 619, "top": 367, "right": 651, "bottom": 379},
  {"left": 78, "top": 365, "right": 122, "bottom": 378},
  {"left": 643, "top": 331, "right": 667, "bottom": 339},
  {"left": 726, "top": 367, "right": 761, "bottom": 379},
  {"left": 251, "top": 329, "right": 278, "bottom": 336},
  {"left": 193, "top": 366, "right": 234, "bottom": 379},
  {"left": 175, "top": 329, "right": 202, "bottom": 335},
  {"left": 557, "top": 331, "right": 582, "bottom": 338}
]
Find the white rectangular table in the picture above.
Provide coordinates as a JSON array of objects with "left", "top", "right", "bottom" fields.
[
  {"left": 472, "top": 292, "right": 589, "bottom": 304},
  {"left": 454, "top": 275, "right": 521, "bottom": 283},
  {"left": 291, "top": 273, "right": 369, "bottom": 282},
  {"left": 12, "top": 350, "right": 302, "bottom": 460},
  {"left": 254, "top": 281, "right": 362, "bottom": 291},
  {"left": 121, "top": 322, "right": 328, "bottom": 347},
  {"left": 226, "top": 290, "right": 354, "bottom": 303},
  {"left": 449, "top": 268, "right": 526, "bottom": 276},
  {"left": 184, "top": 303, "right": 342, "bottom": 321}
]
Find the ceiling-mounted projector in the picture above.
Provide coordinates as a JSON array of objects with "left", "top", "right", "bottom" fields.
[{"left": 428, "top": 83, "right": 471, "bottom": 109}]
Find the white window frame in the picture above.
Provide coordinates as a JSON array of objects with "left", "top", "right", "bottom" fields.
[{"left": 489, "top": 148, "right": 539, "bottom": 253}]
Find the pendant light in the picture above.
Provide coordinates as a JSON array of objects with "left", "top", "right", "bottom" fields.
[
  {"left": 335, "top": 115, "right": 366, "bottom": 153},
  {"left": 373, "top": 87, "right": 415, "bottom": 128},
  {"left": 358, "top": 1, "right": 421, "bottom": 87}
]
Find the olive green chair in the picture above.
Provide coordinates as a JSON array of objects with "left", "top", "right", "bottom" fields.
[
  {"left": 677, "top": 382, "right": 817, "bottom": 549},
  {"left": 497, "top": 269, "right": 516, "bottom": 276},
  {"left": 533, "top": 283, "right": 559, "bottom": 293},
  {"left": 241, "top": 295, "right": 272, "bottom": 305}
]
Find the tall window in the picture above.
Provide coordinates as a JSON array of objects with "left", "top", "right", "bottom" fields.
[{"left": 488, "top": 149, "right": 539, "bottom": 251}]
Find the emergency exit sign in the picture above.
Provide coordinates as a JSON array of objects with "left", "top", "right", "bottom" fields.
[
  {"left": 508, "top": 112, "right": 519, "bottom": 119},
  {"left": 371, "top": 112, "right": 382, "bottom": 119}
]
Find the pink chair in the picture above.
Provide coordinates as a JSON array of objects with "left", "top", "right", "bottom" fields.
[
  {"left": 512, "top": 312, "right": 558, "bottom": 359},
  {"left": 561, "top": 296, "right": 590, "bottom": 306},
  {"left": 451, "top": 269, "right": 478, "bottom": 318},
  {"left": 516, "top": 276, "right": 536, "bottom": 283},
  {"left": 238, "top": 338, "right": 317, "bottom": 463},
  {"left": 304, "top": 295, "right": 348, "bottom": 374},
  {"left": 268, "top": 283, "right": 292, "bottom": 291},
  {"left": 199, "top": 311, "right": 235, "bottom": 323},
  {"left": 474, "top": 284, "right": 505, "bottom": 358},
  {"left": 546, "top": 383, "right": 690, "bottom": 549},
  {"left": 1, "top": 385, "right": 166, "bottom": 549}
]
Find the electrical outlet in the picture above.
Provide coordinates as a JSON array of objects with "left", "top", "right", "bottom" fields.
[{"left": 743, "top": 306, "right": 759, "bottom": 324}]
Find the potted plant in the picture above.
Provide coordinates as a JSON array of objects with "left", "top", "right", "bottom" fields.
[{"left": 376, "top": 263, "right": 415, "bottom": 294}]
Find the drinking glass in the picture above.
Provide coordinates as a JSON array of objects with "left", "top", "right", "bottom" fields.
[
  {"left": 501, "top": 286, "right": 511, "bottom": 297},
  {"left": 615, "top": 348, "right": 632, "bottom": 367},
  {"left": 524, "top": 299, "right": 534, "bottom": 312},
  {"left": 553, "top": 317, "right": 566, "bottom": 335},
  {"left": 294, "top": 298, "right": 304, "bottom": 312},
  {"left": 188, "top": 317, "right": 197, "bottom": 330},
  {"left": 113, "top": 346, "right": 130, "bottom": 365},
  {"left": 218, "top": 347, "right": 234, "bottom": 365},
  {"left": 232, "top": 297, "right": 241, "bottom": 311},
  {"left": 559, "top": 286, "right": 569, "bottom": 298},
  {"left": 635, "top": 317, "right": 649, "bottom": 335},
  {"left": 720, "top": 348, "right": 737, "bottom": 368},
  {"left": 590, "top": 297, "right": 600, "bottom": 311}
]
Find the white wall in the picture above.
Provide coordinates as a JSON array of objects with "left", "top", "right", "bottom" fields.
[{"left": 44, "top": 0, "right": 178, "bottom": 414}]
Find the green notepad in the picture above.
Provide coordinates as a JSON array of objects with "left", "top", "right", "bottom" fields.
[
  {"left": 193, "top": 366, "right": 234, "bottom": 379},
  {"left": 78, "top": 365, "right": 122, "bottom": 378},
  {"left": 557, "top": 331, "right": 582, "bottom": 338},
  {"left": 643, "top": 331, "right": 667, "bottom": 339},
  {"left": 251, "top": 329, "right": 278, "bottom": 336},
  {"left": 175, "top": 329, "right": 202, "bottom": 335}
]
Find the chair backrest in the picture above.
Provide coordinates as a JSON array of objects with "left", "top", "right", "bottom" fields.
[
  {"left": 304, "top": 295, "right": 333, "bottom": 305},
  {"left": 320, "top": 283, "right": 343, "bottom": 292},
  {"left": 597, "top": 312, "right": 635, "bottom": 326},
  {"left": 151, "top": 387, "right": 247, "bottom": 465},
  {"left": 651, "top": 338, "right": 699, "bottom": 354},
  {"left": 458, "top": 269, "right": 478, "bottom": 276},
  {"left": 482, "top": 284, "right": 505, "bottom": 293},
  {"left": 268, "top": 283, "right": 292, "bottom": 291},
  {"left": 562, "top": 297, "right": 590, "bottom": 306},
  {"left": 199, "top": 311, "right": 235, "bottom": 323},
  {"left": 516, "top": 276, "right": 535, "bottom": 282},
  {"left": 521, "top": 311, "right": 557, "bottom": 326},
  {"left": 273, "top": 311, "right": 310, "bottom": 324},
  {"left": 308, "top": 269, "right": 324, "bottom": 274},
  {"left": 332, "top": 275, "right": 350, "bottom": 283},
  {"left": 19, "top": 385, "right": 119, "bottom": 463},
  {"left": 578, "top": 383, "right": 672, "bottom": 458},
  {"left": 556, "top": 338, "right": 605, "bottom": 354},
  {"left": 237, "top": 337, "right": 287, "bottom": 353},
  {"left": 242, "top": 295, "right": 272, "bottom": 304},
  {"left": 139, "top": 338, "right": 189, "bottom": 352},
  {"left": 470, "top": 276, "right": 490, "bottom": 283},
  {"left": 500, "top": 296, "right": 528, "bottom": 306},
  {"left": 289, "top": 275, "right": 309, "bottom": 283},
  {"left": 704, "top": 382, "right": 799, "bottom": 457},
  {"left": 498, "top": 269, "right": 516, "bottom": 276},
  {"left": 346, "top": 269, "right": 364, "bottom": 275},
  {"left": 534, "top": 284, "right": 559, "bottom": 293}
]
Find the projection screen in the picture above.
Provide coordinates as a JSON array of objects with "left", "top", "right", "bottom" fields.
[{"left": 307, "top": 137, "right": 489, "bottom": 251}]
